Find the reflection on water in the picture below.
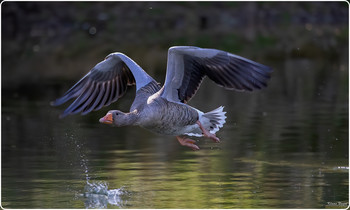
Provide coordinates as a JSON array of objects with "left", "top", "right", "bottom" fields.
[
  {"left": 1, "top": 79, "right": 348, "bottom": 208},
  {"left": 2, "top": 51, "right": 349, "bottom": 208},
  {"left": 2, "top": 49, "right": 349, "bottom": 208}
]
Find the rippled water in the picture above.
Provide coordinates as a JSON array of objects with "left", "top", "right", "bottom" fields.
[{"left": 2, "top": 63, "right": 348, "bottom": 208}]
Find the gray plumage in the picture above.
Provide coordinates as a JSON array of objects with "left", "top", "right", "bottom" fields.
[
  {"left": 52, "top": 46, "right": 272, "bottom": 147},
  {"left": 161, "top": 46, "right": 271, "bottom": 103}
]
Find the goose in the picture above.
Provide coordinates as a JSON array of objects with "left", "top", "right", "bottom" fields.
[{"left": 52, "top": 46, "right": 272, "bottom": 150}]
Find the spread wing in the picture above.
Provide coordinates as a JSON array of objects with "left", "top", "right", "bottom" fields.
[
  {"left": 160, "top": 46, "right": 272, "bottom": 103},
  {"left": 51, "top": 53, "right": 155, "bottom": 117}
]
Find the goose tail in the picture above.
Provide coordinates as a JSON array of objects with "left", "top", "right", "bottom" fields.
[
  {"left": 185, "top": 106, "right": 227, "bottom": 137},
  {"left": 203, "top": 106, "right": 227, "bottom": 134}
]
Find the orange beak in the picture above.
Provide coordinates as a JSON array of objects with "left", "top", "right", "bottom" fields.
[{"left": 99, "top": 113, "right": 113, "bottom": 124}]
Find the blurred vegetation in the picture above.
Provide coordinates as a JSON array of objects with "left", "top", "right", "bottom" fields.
[{"left": 2, "top": 1, "right": 348, "bottom": 87}]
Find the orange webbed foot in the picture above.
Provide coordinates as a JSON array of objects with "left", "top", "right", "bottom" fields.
[
  {"left": 196, "top": 121, "right": 220, "bottom": 143},
  {"left": 176, "top": 136, "right": 200, "bottom": 150}
]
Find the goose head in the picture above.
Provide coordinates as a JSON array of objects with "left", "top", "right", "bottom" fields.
[{"left": 99, "top": 110, "right": 138, "bottom": 127}]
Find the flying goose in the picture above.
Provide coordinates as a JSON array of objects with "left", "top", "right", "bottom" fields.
[{"left": 52, "top": 46, "right": 272, "bottom": 150}]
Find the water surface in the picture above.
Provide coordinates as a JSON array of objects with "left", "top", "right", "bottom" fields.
[{"left": 2, "top": 65, "right": 348, "bottom": 208}]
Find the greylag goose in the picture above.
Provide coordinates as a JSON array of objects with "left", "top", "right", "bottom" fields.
[{"left": 52, "top": 46, "right": 272, "bottom": 150}]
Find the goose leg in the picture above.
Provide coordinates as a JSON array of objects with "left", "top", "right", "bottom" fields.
[
  {"left": 196, "top": 121, "right": 220, "bottom": 143},
  {"left": 176, "top": 136, "right": 200, "bottom": 150}
]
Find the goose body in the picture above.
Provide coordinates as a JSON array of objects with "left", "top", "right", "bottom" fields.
[{"left": 52, "top": 46, "right": 272, "bottom": 150}]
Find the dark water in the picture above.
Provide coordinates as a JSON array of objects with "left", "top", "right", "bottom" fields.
[{"left": 2, "top": 55, "right": 348, "bottom": 208}]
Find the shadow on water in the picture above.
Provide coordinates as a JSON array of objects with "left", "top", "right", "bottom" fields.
[{"left": 2, "top": 1, "right": 349, "bottom": 209}]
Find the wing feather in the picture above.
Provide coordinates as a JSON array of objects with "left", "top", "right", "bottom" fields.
[
  {"left": 85, "top": 83, "right": 104, "bottom": 114},
  {"left": 160, "top": 46, "right": 272, "bottom": 103},
  {"left": 81, "top": 83, "right": 100, "bottom": 115},
  {"left": 52, "top": 53, "right": 155, "bottom": 117}
]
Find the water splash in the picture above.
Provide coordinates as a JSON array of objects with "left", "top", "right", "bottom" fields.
[
  {"left": 75, "top": 141, "right": 128, "bottom": 208},
  {"left": 67, "top": 134, "right": 128, "bottom": 208},
  {"left": 71, "top": 135, "right": 92, "bottom": 183},
  {"left": 82, "top": 181, "right": 128, "bottom": 208},
  {"left": 80, "top": 153, "right": 90, "bottom": 184}
]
